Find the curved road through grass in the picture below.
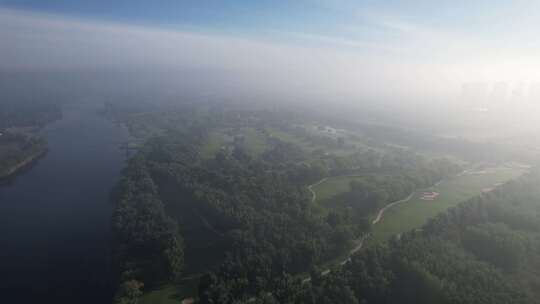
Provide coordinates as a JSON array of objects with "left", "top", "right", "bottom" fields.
[{"left": 305, "top": 170, "right": 470, "bottom": 282}]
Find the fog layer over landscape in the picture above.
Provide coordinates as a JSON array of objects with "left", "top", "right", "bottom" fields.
[
  {"left": 4, "top": 2, "right": 540, "bottom": 304},
  {"left": 2, "top": 4, "right": 540, "bottom": 137}
]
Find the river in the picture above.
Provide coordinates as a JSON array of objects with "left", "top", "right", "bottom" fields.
[{"left": 0, "top": 104, "right": 129, "bottom": 304}]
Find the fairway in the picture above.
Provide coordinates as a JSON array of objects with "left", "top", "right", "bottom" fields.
[
  {"left": 199, "top": 128, "right": 268, "bottom": 159},
  {"left": 311, "top": 175, "right": 366, "bottom": 203},
  {"left": 200, "top": 131, "right": 225, "bottom": 159},
  {"left": 371, "top": 166, "right": 527, "bottom": 241},
  {"left": 266, "top": 128, "right": 303, "bottom": 145},
  {"left": 266, "top": 127, "right": 318, "bottom": 152},
  {"left": 140, "top": 285, "right": 182, "bottom": 304},
  {"left": 239, "top": 127, "right": 267, "bottom": 157},
  {"left": 140, "top": 279, "right": 199, "bottom": 304}
]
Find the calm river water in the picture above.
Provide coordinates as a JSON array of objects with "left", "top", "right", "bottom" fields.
[{"left": 0, "top": 104, "right": 129, "bottom": 303}]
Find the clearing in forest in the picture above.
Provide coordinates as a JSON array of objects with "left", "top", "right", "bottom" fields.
[{"left": 371, "top": 165, "right": 527, "bottom": 242}]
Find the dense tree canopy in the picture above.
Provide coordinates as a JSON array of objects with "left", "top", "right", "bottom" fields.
[
  {"left": 288, "top": 168, "right": 540, "bottom": 304},
  {"left": 109, "top": 104, "right": 532, "bottom": 303}
]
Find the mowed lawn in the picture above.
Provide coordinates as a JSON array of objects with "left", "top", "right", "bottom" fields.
[
  {"left": 199, "top": 128, "right": 268, "bottom": 159},
  {"left": 311, "top": 175, "right": 366, "bottom": 202},
  {"left": 371, "top": 166, "right": 527, "bottom": 241},
  {"left": 266, "top": 128, "right": 315, "bottom": 152},
  {"left": 140, "top": 278, "right": 199, "bottom": 304},
  {"left": 200, "top": 131, "right": 225, "bottom": 159},
  {"left": 140, "top": 285, "right": 182, "bottom": 304},
  {"left": 240, "top": 127, "right": 267, "bottom": 157}
]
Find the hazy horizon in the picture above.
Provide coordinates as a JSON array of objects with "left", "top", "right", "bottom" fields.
[
  {"left": 3, "top": 3, "right": 540, "bottom": 303},
  {"left": 2, "top": 1, "right": 540, "bottom": 137}
]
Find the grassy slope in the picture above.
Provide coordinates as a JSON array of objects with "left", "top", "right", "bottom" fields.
[
  {"left": 267, "top": 127, "right": 316, "bottom": 152},
  {"left": 311, "top": 176, "right": 365, "bottom": 202},
  {"left": 140, "top": 164, "right": 525, "bottom": 303},
  {"left": 266, "top": 128, "right": 299, "bottom": 144},
  {"left": 240, "top": 127, "right": 267, "bottom": 157},
  {"left": 139, "top": 282, "right": 199, "bottom": 304},
  {"left": 140, "top": 285, "right": 182, "bottom": 304},
  {"left": 267, "top": 127, "right": 370, "bottom": 157},
  {"left": 371, "top": 166, "right": 526, "bottom": 241},
  {"left": 200, "top": 128, "right": 269, "bottom": 159},
  {"left": 199, "top": 131, "right": 225, "bottom": 159},
  {"left": 142, "top": 126, "right": 527, "bottom": 303}
]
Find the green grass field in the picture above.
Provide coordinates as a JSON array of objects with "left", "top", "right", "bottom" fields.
[
  {"left": 199, "top": 127, "right": 268, "bottom": 159},
  {"left": 140, "top": 285, "right": 183, "bottom": 304},
  {"left": 140, "top": 277, "right": 200, "bottom": 304},
  {"left": 266, "top": 127, "right": 319, "bottom": 153},
  {"left": 200, "top": 131, "right": 225, "bottom": 159},
  {"left": 371, "top": 166, "right": 526, "bottom": 241},
  {"left": 311, "top": 176, "right": 365, "bottom": 202},
  {"left": 267, "top": 126, "right": 372, "bottom": 158},
  {"left": 140, "top": 165, "right": 527, "bottom": 302},
  {"left": 266, "top": 128, "right": 301, "bottom": 144},
  {"left": 240, "top": 127, "right": 267, "bottom": 157}
]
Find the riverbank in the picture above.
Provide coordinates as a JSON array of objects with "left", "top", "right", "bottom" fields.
[
  {"left": 0, "top": 104, "right": 129, "bottom": 304},
  {"left": 0, "top": 148, "right": 48, "bottom": 181},
  {"left": 0, "top": 126, "right": 52, "bottom": 182}
]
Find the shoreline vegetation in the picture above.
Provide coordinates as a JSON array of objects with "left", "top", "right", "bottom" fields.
[
  {"left": 0, "top": 102, "right": 61, "bottom": 181},
  {"left": 0, "top": 130, "right": 50, "bottom": 181},
  {"left": 104, "top": 103, "right": 537, "bottom": 304},
  {"left": 0, "top": 146, "right": 48, "bottom": 181}
]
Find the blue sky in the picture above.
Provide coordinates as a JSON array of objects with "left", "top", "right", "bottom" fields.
[
  {"left": 2, "top": 0, "right": 540, "bottom": 63},
  {"left": 0, "top": 0, "right": 530, "bottom": 38},
  {"left": 1, "top": 0, "right": 538, "bottom": 52},
  {"left": 1, "top": 0, "right": 539, "bottom": 105}
]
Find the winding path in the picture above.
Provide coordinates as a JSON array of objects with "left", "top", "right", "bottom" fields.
[
  {"left": 301, "top": 190, "right": 413, "bottom": 284},
  {"left": 371, "top": 192, "right": 414, "bottom": 225},
  {"left": 304, "top": 170, "right": 467, "bottom": 283},
  {"left": 307, "top": 177, "right": 328, "bottom": 202},
  {"left": 248, "top": 171, "right": 466, "bottom": 300}
]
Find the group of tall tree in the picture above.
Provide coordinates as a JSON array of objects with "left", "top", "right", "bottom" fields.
[
  {"left": 110, "top": 104, "right": 528, "bottom": 304},
  {"left": 0, "top": 101, "right": 61, "bottom": 129},
  {"left": 257, "top": 168, "right": 540, "bottom": 304},
  {"left": 111, "top": 155, "right": 184, "bottom": 303},
  {"left": 112, "top": 129, "right": 358, "bottom": 302}
]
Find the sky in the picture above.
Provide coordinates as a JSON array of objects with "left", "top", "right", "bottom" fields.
[{"left": 1, "top": 0, "right": 540, "bottom": 111}]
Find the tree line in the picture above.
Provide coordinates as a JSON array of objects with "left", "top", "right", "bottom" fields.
[{"left": 250, "top": 168, "right": 540, "bottom": 304}]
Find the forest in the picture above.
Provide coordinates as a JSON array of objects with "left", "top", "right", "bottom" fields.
[
  {"left": 5, "top": 2, "right": 540, "bottom": 304},
  {"left": 108, "top": 104, "right": 492, "bottom": 304},
  {"left": 0, "top": 101, "right": 61, "bottom": 130},
  {"left": 274, "top": 168, "right": 540, "bottom": 304}
]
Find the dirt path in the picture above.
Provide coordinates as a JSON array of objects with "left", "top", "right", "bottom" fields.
[
  {"left": 304, "top": 177, "right": 417, "bottom": 281},
  {"left": 302, "top": 236, "right": 367, "bottom": 284},
  {"left": 370, "top": 171, "right": 468, "bottom": 226},
  {"left": 307, "top": 177, "right": 328, "bottom": 202},
  {"left": 304, "top": 192, "right": 421, "bottom": 282},
  {"left": 372, "top": 192, "right": 414, "bottom": 225},
  {"left": 341, "top": 191, "right": 415, "bottom": 264},
  {"left": 202, "top": 170, "right": 472, "bottom": 301},
  {"left": 303, "top": 170, "right": 468, "bottom": 283}
]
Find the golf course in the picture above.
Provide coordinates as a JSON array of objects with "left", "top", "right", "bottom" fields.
[{"left": 311, "top": 164, "right": 527, "bottom": 243}]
